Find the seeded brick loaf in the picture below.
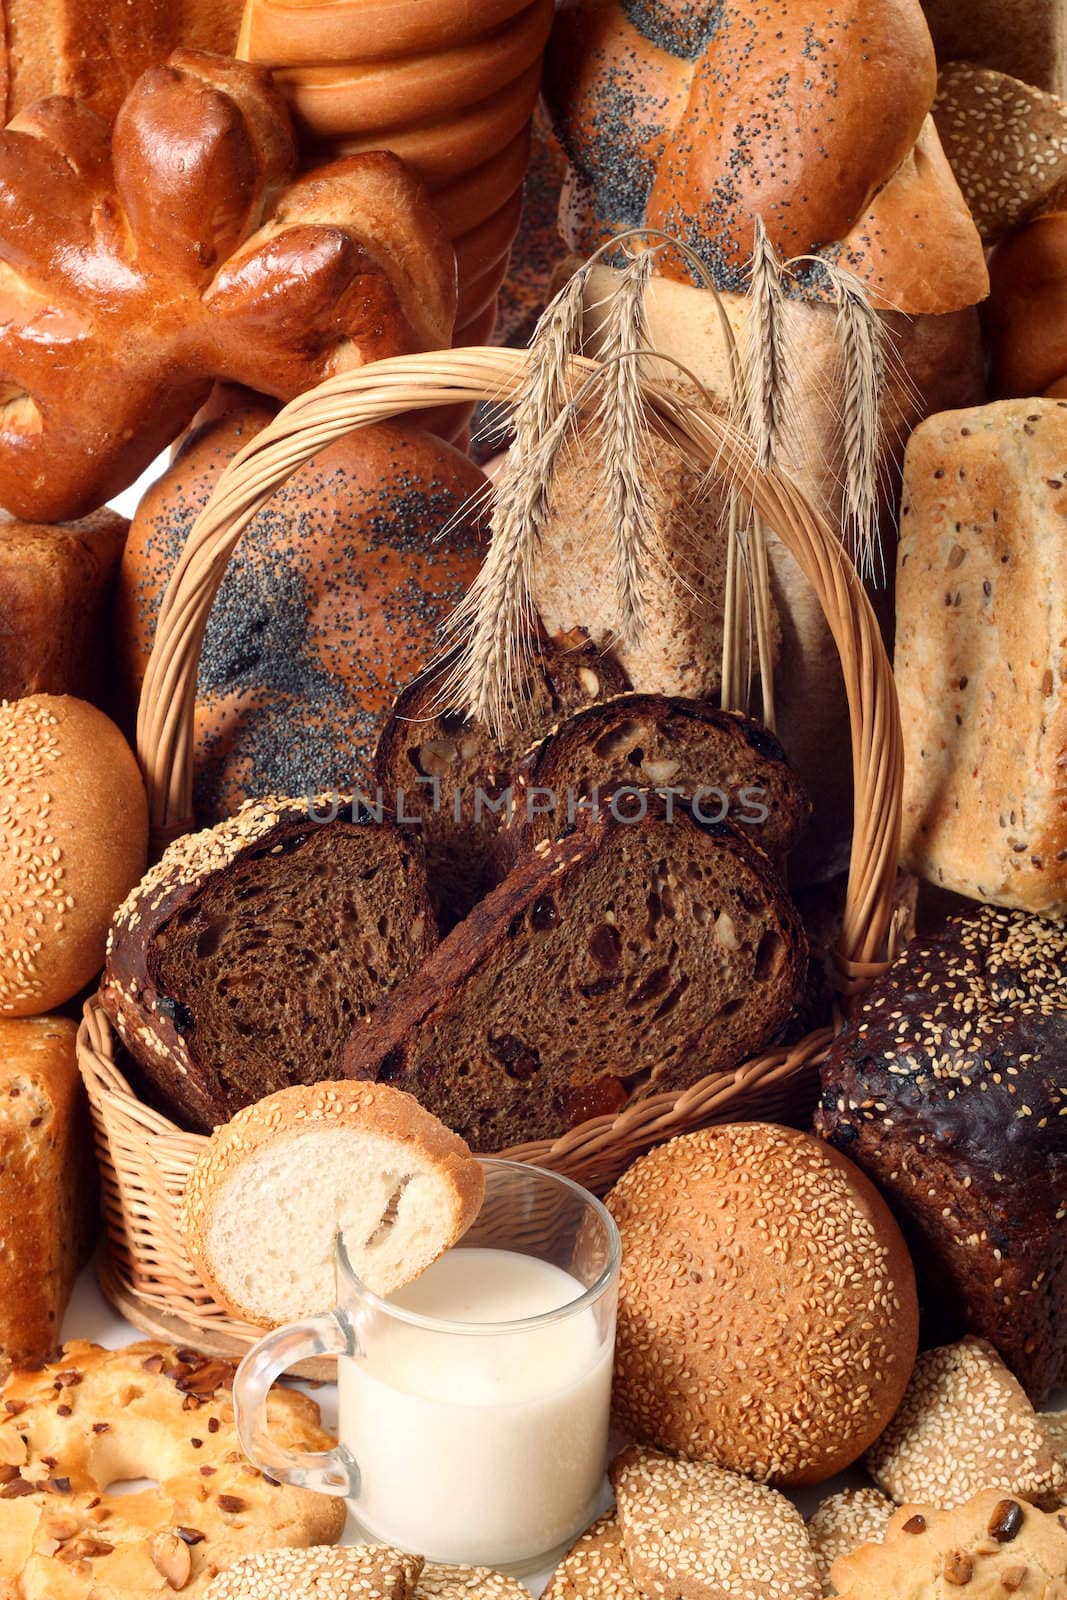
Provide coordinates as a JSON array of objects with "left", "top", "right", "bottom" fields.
[
  {"left": 102, "top": 798, "right": 437, "bottom": 1132},
  {"left": 817, "top": 907, "right": 1067, "bottom": 1403},
  {"left": 499, "top": 694, "right": 810, "bottom": 874},
  {"left": 342, "top": 798, "right": 806, "bottom": 1150},
  {"left": 373, "top": 630, "right": 629, "bottom": 928}
]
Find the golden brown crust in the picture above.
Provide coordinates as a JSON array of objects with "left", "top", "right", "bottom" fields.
[
  {"left": 0, "top": 695, "right": 147, "bottom": 1017},
  {"left": 0, "top": 1017, "right": 94, "bottom": 1367},
  {"left": 607, "top": 1125, "right": 919, "bottom": 1486},
  {"left": 0, "top": 1339, "right": 345, "bottom": 1597},
  {"left": 179, "top": 1081, "right": 485, "bottom": 1324},
  {"left": 0, "top": 52, "right": 457, "bottom": 523}
]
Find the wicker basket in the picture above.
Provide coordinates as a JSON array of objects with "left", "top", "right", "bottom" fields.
[{"left": 77, "top": 345, "right": 903, "bottom": 1355}]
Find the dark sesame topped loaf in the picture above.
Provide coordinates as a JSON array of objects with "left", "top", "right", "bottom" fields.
[
  {"left": 500, "top": 693, "right": 810, "bottom": 873},
  {"left": 374, "top": 629, "right": 629, "bottom": 930},
  {"left": 115, "top": 394, "right": 487, "bottom": 826},
  {"left": 102, "top": 798, "right": 437, "bottom": 1132},
  {"left": 817, "top": 906, "right": 1067, "bottom": 1402},
  {"left": 343, "top": 797, "right": 806, "bottom": 1151}
]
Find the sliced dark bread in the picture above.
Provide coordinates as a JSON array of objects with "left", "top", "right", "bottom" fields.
[
  {"left": 497, "top": 694, "right": 810, "bottom": 879},
  {"left": 342, "top": 797, "right": 807, "bottom": 1150},
  {"left": 102, "top": 798, "right": 437, "bottom": 1132},
  {"left": 373, "top": 628, "right": 629, "bottom": 928}
]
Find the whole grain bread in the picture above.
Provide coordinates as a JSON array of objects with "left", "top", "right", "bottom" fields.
[
  {"left": 342, "top": 798, "right": 807, "bottom": 1150},
  {"left": 499, "top": 694, "right": 810, "bottom": 875},
  {"left": 102, "top": 797, "right": 438, "bottom": 1132},
  {"left": 373, "top": 629, "right": 628, "bottom": 928}
]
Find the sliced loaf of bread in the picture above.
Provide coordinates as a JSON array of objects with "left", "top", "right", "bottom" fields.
[
  {"left": 342, "top": 799, "right": 807, "bottom": 1150},
  {"left": 373, "top": 629, "right": 628, "bottom": 928},
  {"left": 181, "top": 1081, "right": 484, "bottom": 1322},
  {"left": 102, "top": 798, "right": 437, "bottom": 1132},
  {"left": 500, "top": 694, "right": 810, "bottom": 873}
]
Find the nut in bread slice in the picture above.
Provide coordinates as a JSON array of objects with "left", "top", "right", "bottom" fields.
[{"left": 181, "top": 1081, "right": 484, "bottom": 1324}]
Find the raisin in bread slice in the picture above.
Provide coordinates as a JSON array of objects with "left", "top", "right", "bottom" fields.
[
  {"left": 499, "top": 694, "right": 810, "bottom": 875},
  {"left": 342, "top": 797, "right": 807, "bottom": 1150},
  {"left": 102, "top": 798, "right": 437, "bottom": 1132},
  {"left": 373, "top": 629, "right": 628, "bottom": 929}
]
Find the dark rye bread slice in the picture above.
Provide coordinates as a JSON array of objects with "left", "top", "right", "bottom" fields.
[
  {"left": 498, "top": 694, "right": 810, "bottom": 876},
  {"left": 373, "top": 629, "right": 629, "bottom": 929},
  {"left": 342, "top": 799, "right": 807, "bottom": 1151},
  {"left": 816, "top": 905, "right": 1067, "bottom": 1403},
  {"left": 102, "top": 798, "right": 437, "bottom": 1133}
]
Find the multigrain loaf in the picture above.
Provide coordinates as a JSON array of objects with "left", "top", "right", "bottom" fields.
[
  {"left": 181, "top": 1082, "right": 484, "bottom": 1323},
  {"left": 831, "top": 1491, "right": 1067, "bottom": 1600},
  {"left": 611, "top": 1445, "right": 823, "bottom": 1600},
  {"left": 895, "top": 401, "right": 1067, "bottom": 916},
  {"left": 0, "top": 1339, "right": 345, "bottom": 1599},
  {"left": 606, "top": 1125, "right": 919, "bottom": 1485},
  {"left": 0, "top": 695, "right": 148, "bottom": 1017},
  {"left": 0, "top": 1016, "right": 94, "bottom": 1368},
  {"left": 817, "top": 907, "right": 1067, "bottom": 1401},
  {"left": 342, "top": 800, "right": 807, "bottom": 1150},
  {"left": 865, "top": 1339, "right": 1066, "bottom": 1509},
  {"left": 102, "top": 798, "right": 437, "bottom": 1133},
  {"left": 373, "top": 631, "right": 628, "bottom": 928},
  {"left": 501, "top": 694, "right": 810, "bottom": 871}
]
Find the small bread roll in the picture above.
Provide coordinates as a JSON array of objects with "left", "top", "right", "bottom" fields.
[
  {"left": 0, "top": 695, "right": 148, "bottom": 1015},
  {"left": 606, "top": 1123, "right": 919, "bottom": 1486}
]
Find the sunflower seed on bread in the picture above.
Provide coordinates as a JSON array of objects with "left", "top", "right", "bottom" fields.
[
  {"left": 611, "top": 1445, "right": 822, "bottom": 1600},
  {"left": 543, "top": 1515, "right": 641, "bottom": 1599},
  {"left": 204, "top": 1546, "right": 425, "bottom": 1599},
  {"left": 180, "top": 1081, "right": 484, "bottom": 1324}
]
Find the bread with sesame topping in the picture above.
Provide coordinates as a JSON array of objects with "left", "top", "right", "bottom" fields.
[
  {"left": 816, "top": 906, "right": 1067, "bottom": 1402},
  {"left": 605, "top": 1125, "right": 918, "bottom": 1485},
  {"left": 102, "top": 798, "right": 438, "bottom": 1132},
  {"left": 866, "top": 1338, "right": 1067, "bottom": 1510},
  {"left": 117, "top": 393, "right": 488, "bottom": 826},
  {"left": 831, "top": 1489, "right": 1067, "bottom": 1599},
  {"left": 544, "top": 1514, "right": 641, "bottom": 1600},
  {"left": 342, "top": 799, "right": 807, "bottom": 1150},
  {"left": 0, "top": 694, "right": 148, "bottom": 1017},
  {"left": 807, "top": 1490, "right": 896, "bottom": 1597},
  {"left": 180, "top": 1081, "right": 484, "bottom": 1323},
  {"left": 373, "top": 629, "right": 629, "bottom": 929},
  {"left": 611, "top": 1445, "right": 823, "bottom": 1600},
  {"left": 414, "top": 1567, "right": 531, "bottom": 1597},
  {"left": 204, "top": 1544, "right": 425, "bottom": 1598},
  {"left": 0, "top": 1338, "right": 345, "bottom": 1598}
]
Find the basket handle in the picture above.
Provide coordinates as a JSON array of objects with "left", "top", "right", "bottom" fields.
[{"left": 137, "top": 347, "right": 902, "bottom": 987}]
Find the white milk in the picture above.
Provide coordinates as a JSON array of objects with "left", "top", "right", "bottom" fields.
[{"left": 338, "top": 1247, "right": 613, "bottom": 1568}]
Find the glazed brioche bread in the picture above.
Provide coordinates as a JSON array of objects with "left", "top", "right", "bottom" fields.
[{"left": 181, "top": 1082, "right": 485, "bottom": 1323}]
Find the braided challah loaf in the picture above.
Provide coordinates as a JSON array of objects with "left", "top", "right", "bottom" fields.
[
  {"left": 0, "top": 49, "right": 457, "bottom": 522},
  {"left": 238, "top": 0, "right": 552, "bottom": 343},
  {"left": 544, "top": 0, "right": 987, "bottom": 314}
]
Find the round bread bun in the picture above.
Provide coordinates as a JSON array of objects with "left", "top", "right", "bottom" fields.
[
  {"left": 0, "top": 695, "right": 148, "bottom": 1016},
  {"left": 0, "top": 1338, "right": 344, "bottom": 1595},
  {"left": 606, "top": 1122, "right": 919, "bottom": 1486},
  {"left": 115, "top": 386, "right": 487, "bottom": 826},
  {"left": 180, "top": 1081, "right": 485, "bottom": 1325}
]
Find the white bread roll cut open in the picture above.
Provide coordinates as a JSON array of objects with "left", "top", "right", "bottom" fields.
[{"left": 180, "top": 1082, "right": 485, "bottom": 1326}]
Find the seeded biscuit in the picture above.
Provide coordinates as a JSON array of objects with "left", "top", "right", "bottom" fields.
[
  {"left": 807, "top": 1489, "right": 895, "bottom": 1595},
  {"left": 543, "top": 1515, "right": 641, "bottom": 1599},
  {"left": 611, "top": 1445, "right": 822, "bottom": 1600},
  {"left": 414, "top": 1567, "right": 530, "bottom": 1597},
  {"left": 867, "top": 1339, "right": 1066, "bottom": 1508},
  {"left": 205, "top": 1546, "right": 424, "bottom": 1598}
]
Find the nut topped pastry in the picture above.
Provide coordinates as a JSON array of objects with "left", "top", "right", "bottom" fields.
[{"left": 818, "top": 906, "right": 1067, "bottom": 1401}]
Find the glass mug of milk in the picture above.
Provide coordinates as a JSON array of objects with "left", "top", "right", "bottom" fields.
[{"left": 233, "top": 1159, "right": 621, "bottom": 1570}]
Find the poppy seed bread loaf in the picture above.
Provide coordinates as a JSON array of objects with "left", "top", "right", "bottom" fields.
[
  {"left": 817, "top": 906, "right": 1067, "bottom": 1402},
  {"left": 605, "top": 1125, "right": 919, "bottom": 1485}
]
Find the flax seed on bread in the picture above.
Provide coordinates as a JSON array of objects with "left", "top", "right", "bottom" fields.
[
  {"left": 181, "top": 1081, "right": 484, "bottom": 1324},
  {"left": 342, "top": 798, "right": 806, "bottom": 1150}
]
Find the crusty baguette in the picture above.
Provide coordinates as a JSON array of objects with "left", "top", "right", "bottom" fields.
[
  {"left": 343, "top": 798, "right": 807, "bottom": 1150},
  {"left": 181, "top": 1081, "right": 485, "bottom": 1323}
]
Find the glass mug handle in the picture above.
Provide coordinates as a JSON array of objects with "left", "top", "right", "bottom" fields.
[{"left": 234, "top": 1309, "right": 360, "bottom": 1497}]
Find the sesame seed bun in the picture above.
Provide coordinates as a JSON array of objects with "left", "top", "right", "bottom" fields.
[
  {"left": 0, "top": 695, "right": 147, "bottom": 1016},
  {"left": 606, "top": 1123, "right": 919, "bottom": 1486}
]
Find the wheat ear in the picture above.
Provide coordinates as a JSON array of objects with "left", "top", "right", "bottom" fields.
[{"left": 828, "top": 264, "right": 887, "bottom": 585}]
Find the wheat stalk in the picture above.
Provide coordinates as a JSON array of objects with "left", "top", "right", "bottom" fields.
[
  {"left": 593, "top": 250, "right": 657, "bottom": 646},
  {"left": 829, "top": 264, "right": 887, "bottom": 585}
]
